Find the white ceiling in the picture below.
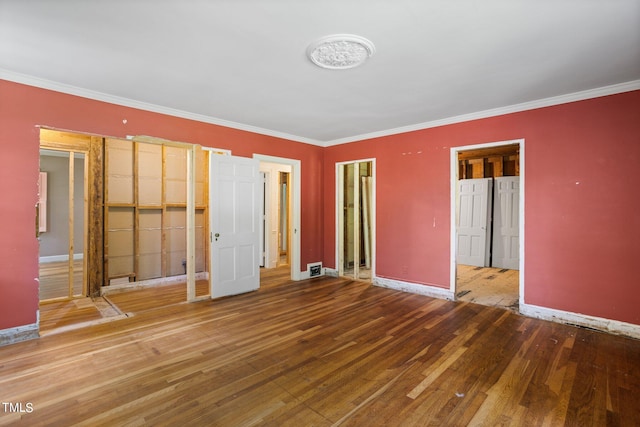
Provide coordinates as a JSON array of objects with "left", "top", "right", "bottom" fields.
[{"left": 1, "top": 1, "right": 639, "bottom": 146}]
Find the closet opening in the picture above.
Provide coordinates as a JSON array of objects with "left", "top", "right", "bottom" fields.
[{"left": 337, "top": 159, "right": 375, "bottom": 282}]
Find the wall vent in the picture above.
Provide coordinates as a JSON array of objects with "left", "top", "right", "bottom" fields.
[{"left": 308, "top": 262, "right": 323, "bottom": 278}]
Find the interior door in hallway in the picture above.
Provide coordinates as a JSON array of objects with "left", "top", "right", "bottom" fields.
[
  {"left": 209, "top": 154, "right": 260, "bottom": 298},
  {"left": 457, "top": 178, "right": 492, "bottom": 267},
  {"left": 492, "top": 176, "right": 519, "bottom": 270}
]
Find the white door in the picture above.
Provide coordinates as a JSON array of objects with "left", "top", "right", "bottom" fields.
[
  {"left": 492, "top": 176, "right": 519, "bottom": 270},
  {"left": 209, "top": 154, "right": 260, "bottom": 298},
  {"left": 457, "top": 178, "right": 492, "bottom": 267}
]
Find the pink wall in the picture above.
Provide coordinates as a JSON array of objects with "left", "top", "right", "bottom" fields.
[
  {"left": 324, "top": 90, "right": 640, "bottom": 326},
  {"left": 0, "top": 80, "right": 324, "bottom": 331},
  {"left": 1, "top": 78, "right": 638, "bottom": 333}
]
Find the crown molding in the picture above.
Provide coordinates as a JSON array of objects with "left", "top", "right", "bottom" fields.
[
  {"left": 2, "top": 68, "right": 638, "bottom": 148},
  {"left": 0, "top": 68, "right": 323, "bottom": 147},
  {"left": 322, "top": 80, "right": 640, "bottom": 147}
]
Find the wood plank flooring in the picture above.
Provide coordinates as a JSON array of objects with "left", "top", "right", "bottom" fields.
[
  {"left": 39, "top": 298, "right": 104, "bottom": 332},
  {"left": 456, "top": 264, "right": 519, "bottom": 312},
  {"left": 104, "top": 279, "right": 210, "bottom": 314},
  {"left": 38, "top": 260, "right": 84, "bottom": 300},
  {"left": 2, "top": 268, "right": 639, "bottom": 426}
]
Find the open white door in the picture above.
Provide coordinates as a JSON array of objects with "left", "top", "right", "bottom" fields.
[
  {"left": 209, "top": 154, "right": 260, "bottom": 298},
  {"left": 457, "top": 178, "right": 492, "bottom": 267},
  {"left": 492, "top": 176, "right": 519, "bottom": 270}
]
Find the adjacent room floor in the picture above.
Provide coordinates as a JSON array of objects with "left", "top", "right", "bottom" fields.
[{"left": 456, "top": 264, "right": 519, "bottom": 312}]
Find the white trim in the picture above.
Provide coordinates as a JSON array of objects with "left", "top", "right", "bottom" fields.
[
  {"left": 323, "top": 80, "right": 640, "bottom": 146},
  {"left": 520, "top": 303, "right": 640, "bottom": 340},
  {"left": 0, "top": 323, "right": 39, "bottom": 346},
  {"left": 253, "top": 154, "right": 302, "bottom": 281},
  {"left": 4, "top": 69, "right": 637, "bottom": 148},
  {"left": 0, "top": 68, "right": 321, "bottom": 146},
  {"left": 39, "top": 253, "right": 84, "bottom": 263},
  {"left": 450, "top": 139, "right": 525, "bottom": 305},
  {"left": 374, "top": 277, "right": 455, "bottom": 301},
  {"left": 324, "top": 268, "right": 339, "bottom": 277}
]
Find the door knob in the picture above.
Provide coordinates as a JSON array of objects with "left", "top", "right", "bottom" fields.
[{"left": 215, "top": 232, "right": 220, "bottom": 241}]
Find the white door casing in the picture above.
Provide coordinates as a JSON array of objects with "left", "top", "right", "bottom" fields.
[
  {"left": 259, "top": 171, "right": 266, "bottom": 268},
  {"left": 209, "top": 154, "right": 260, "bottom": 298},
  {"left": 492, "top": 176, "right": 520, "bottom": 270},
  {"left": 457, "top": 178, "right": 492, "bottom": 267},
  {"left": 450, "top": 139, "right": 525, "bottom": 303},
  {"left": 254, "top": 154, "right": 301, "bottom": 281}
]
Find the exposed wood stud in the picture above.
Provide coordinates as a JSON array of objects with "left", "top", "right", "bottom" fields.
[{"left": 87, "top": 136, "right": 104, "bottom": 296}]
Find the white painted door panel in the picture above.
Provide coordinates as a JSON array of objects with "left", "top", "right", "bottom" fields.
[
  {"left": 457, "top": 178, "right": 492, "bottom": 267},
  {"left": 209, "top": 155, "right": 260, "bottom": 298},
  {"left": 492, "top": 176, "right": 519, "bottom": 270}
]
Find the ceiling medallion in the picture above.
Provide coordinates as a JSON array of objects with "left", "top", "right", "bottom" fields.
[{"left": 307, "top": 34, "right": 375, "bottom": 70}]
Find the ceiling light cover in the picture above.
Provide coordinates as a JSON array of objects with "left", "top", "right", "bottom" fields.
[{"left": 307, "top": 34, "right": 375, "bottom": 70}]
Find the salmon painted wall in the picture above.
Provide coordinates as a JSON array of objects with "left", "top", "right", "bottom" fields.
[
  {"left": 323, "top": 90, "right": 640, "bottom": 326},
  {"left": 0, "top": 79, "right": 324, "bottom": 331}
]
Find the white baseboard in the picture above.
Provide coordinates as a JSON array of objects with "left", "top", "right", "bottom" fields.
[
  {"left": 373, "top": 276, "right": 455, "bottom": 300},
  {"left": 0, "top": 323, "right": 39, "bottom": 346},
  {"left": 520, "top": 303, "right": 640, "bottom": 340},
  {"left": 39, "top": 254, "right": 83, "bottom": 263},
  {"left": 324, "top": 268, "right": 338, "bottom": 277},
  {"left": 371, "top": 278, "right": 639, "bottom": 339}
]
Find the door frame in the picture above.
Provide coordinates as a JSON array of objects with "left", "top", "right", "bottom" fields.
[
  {"left": 449, "top": 139, "right": 525, "bottom": 303},
  {"left": 335, "top": 158, "right": 376, "bottom": 281},
  {"left": 253, "top": 154, "right": 301, "bottom": 281},
  {"left": 38, "top": 146, "right": 89, "bottom": 300}
]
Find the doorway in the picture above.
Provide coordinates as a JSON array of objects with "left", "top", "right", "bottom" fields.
[
  {"left": 255, "top": 154, "right": 301, "bottom": 281},
  {"left": 336, "top": 159, "right": 375, "bottom": 281},
  {"left": 451, "top": 141, "right": 524, "bottom": 311},
  {"left": 38, "top": 148, "right": 88, "bottom": 300},
  {"left": 278, "top": 171, "right": 291, "bottom": 267},
  {"left": 259, "top": 162, "right": 293, "bottom": 271}
]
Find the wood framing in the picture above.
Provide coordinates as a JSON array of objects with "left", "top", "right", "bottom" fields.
[
  {"left": 39, "top": 129, "right": 94, "bottom": 300},
  {"left": 87, "top": 136, "right": 104, "bottom": 296}
]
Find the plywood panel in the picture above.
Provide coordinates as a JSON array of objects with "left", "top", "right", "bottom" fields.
[
  {"left": 137, "top": 143, "right": 162, "bottom": 206},
  {"left": 138, "top": 210, "right": 162, "bottom": 280},
  {"left": 106, "top": 138, "right": 134, "bottom": 204},
  {"left": 107, "top": 208, "right": 134, "bottom": 277},
  {"left": 195, "top": 210, "right": 205, "bottom": 272},
  {"left": 195, "top": 147, "right": 207, "bottom": 206},
  {"left": 165, "top": 146, "right": 187, "bottom": 204},
  {"left": 165, "top": 207, "right": 186, "bottom": 276}
]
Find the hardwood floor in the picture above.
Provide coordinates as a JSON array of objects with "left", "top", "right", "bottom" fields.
[
  {"left": 38, "top": 260, "right": 84, "bottom": 300},
  {"left": 2, "top": 268, "right": 639, "bottom": 426},
  {"left": 456, "top": 264, "right": 519, "bottom": 312},
  {"left": 39, "top": 298, "right": 104, "bottom": 332}
]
